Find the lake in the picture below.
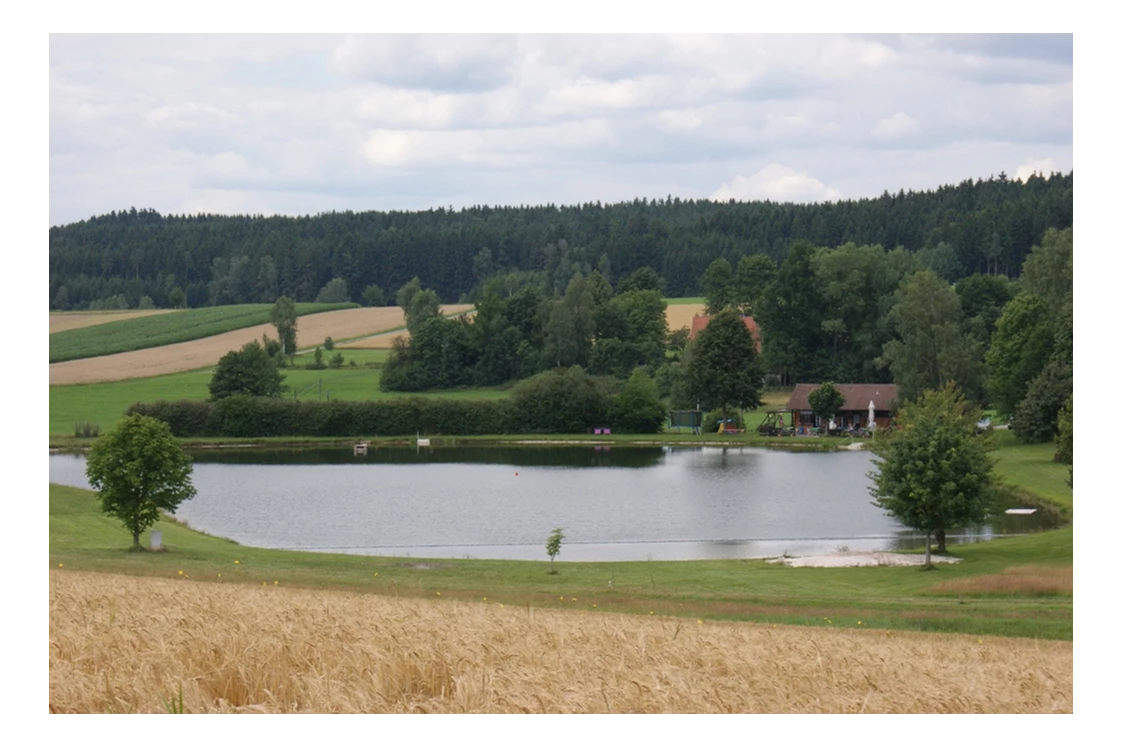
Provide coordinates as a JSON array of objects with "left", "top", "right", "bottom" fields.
[{"left": 49, "top": 445, "right": 1054, "bottom": 562}]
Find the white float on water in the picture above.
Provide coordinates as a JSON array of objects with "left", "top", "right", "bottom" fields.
[{"left": 1005, "top": 508, "right": 1037, "bottom": 515}]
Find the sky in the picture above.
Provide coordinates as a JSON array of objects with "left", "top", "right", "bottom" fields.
[{"left": 48, "top": 32, "right": 1073, "bottom": 227}]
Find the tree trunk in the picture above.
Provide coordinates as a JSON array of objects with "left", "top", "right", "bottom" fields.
[
  {"left": 936, "top": 529, "right": 947, "bottom": 555},
  {"left": 132, "top": 528, "right": 141, "bottom": 551},
  {"left": 924, "top": 531, "right": 932, "bottom": 568}
]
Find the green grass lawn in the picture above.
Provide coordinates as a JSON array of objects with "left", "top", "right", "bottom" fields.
[
  {"left": 50, "top": 356, "right": 509, "bottom": 436},
  {"left": 991, "top": 429, "right": 1073, "bottom": 511},
  {"left": 49, "top": 482, "right": 1072, "bottom": 639},
  {"left": 49, "top": 303, "right": 357, "bottom": 363},
  {"left": 665, "top": 297, "right": 705, "bottom": 305}
]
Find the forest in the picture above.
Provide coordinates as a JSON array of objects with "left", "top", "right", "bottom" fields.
[{"left": 49, "top": 172, "right": 1072, "bottom": 311}]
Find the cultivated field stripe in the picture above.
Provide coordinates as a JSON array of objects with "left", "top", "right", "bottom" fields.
[
  {"left": 49, "top": 307, "right": 419, "bottom": 385},
  {"left": 49, "top": 309, "right": 175, "bottom": 334}
]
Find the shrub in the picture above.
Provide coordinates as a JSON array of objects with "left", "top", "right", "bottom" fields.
[
  {"left": 74, "top": 422, "right": 100, "bottom": 438},
  {"left": 607, "top": 369, "right": 667, "bottom": 433},
  {"left": 509, "top": 367, "right": 611, "bottom": 433},
  {"left": 703, "top": 411, "right": 745, "bottom": 433},
  {"left": 1011, "top": 361, "right": 1072, "bottom": 443}
]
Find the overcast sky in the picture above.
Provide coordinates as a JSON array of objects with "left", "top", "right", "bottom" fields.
[{"left": 48, "top": 33, "right": 1072, "bottom": 227}]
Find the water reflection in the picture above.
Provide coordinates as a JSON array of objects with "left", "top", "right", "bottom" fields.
[{"left": 49, "top": 446, "right": 1058, "bottom": 562}]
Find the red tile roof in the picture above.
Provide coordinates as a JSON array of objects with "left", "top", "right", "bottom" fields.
[
  {"left": 689, "top": 315, "right": 761, "bottom": 351},
  {"left": 786, "top": 383, "right": 898, "bottom": 412}
]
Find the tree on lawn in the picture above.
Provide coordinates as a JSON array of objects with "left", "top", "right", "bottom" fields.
[
  {"left": 868, "top": 385, "right": 995, "bottom": 566},
  {"left": 209, "top": 340, "right": 285, "bottom": 400},
  {"left": 808, "top": 382, "right": 845, "bottom": 432},
  {"left": 545, "top": 527, "right": 565, "bottom": 574},
  {"left": 270, "top": 296, "right": 298, "bottom": 361},
  {"left": 85, "top": 414, "right": 196, "bottom": 551},
  {"left": 684, "top": 307, "right": 764, "bottom": 424}
]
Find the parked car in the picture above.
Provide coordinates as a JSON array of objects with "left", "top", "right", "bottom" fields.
[{"left": 975, "top": 417, "right": 992, "bottom": 434}]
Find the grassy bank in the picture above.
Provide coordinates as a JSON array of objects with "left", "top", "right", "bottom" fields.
[
  {"left": 991, "top": 430, "right": 1072, "bottom": 512},
  {"left": 50, "top": 482, "right": 1072, "bottom": 640}
]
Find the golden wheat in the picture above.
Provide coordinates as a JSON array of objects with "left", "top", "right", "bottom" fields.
[
  {"left": 49, "top": 571, "right": 1072, "bottom": 714},
  {"left": 665, "top": 304, "right": 706, "bottom": 335}
]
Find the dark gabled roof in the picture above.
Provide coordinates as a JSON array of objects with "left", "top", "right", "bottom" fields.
[{"left": 786, "top": 383, "right": 898, "bottom": 412}]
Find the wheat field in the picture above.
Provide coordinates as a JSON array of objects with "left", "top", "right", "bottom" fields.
[
  {"left": 49, "top": 571, "right": 1072, "bottom": 714},
  {"left": 665, "top": 303, "right": 706, "bottom": 334}
]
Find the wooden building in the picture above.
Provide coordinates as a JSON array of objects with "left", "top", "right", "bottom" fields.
[{"left": 785, "top": 383, "right": 898, "bottom": 434}]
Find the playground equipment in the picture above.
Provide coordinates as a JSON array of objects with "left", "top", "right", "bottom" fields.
[{"left": 669, "top": 410, "right": 703, "bottom": 434}]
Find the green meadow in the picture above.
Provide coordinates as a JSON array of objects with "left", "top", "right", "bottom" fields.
[
  {"left": 48, "top": 482, "right": 1072, "bottom": 640},
  {"left": 50, "top": 347, "right": 509, "bottom": 436}
]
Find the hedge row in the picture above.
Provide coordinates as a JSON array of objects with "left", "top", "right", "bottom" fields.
[
  {"left": 128, "top": 367, "right": 668, "bottom": 437},
  {"left": 127, "top": 397, "right": 515, "bottom": 438}
]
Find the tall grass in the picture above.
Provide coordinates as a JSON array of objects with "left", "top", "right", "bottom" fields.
[
  {"left": 49, "top": 303, "right": 356, "bottom": 363},
  {"left": 49, "top": 570, "right": 1072, "bottom": 713}
]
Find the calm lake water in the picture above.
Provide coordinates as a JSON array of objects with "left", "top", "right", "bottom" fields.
[{"left": 49, "top": 445, "right": 1055, "bottom": 562}]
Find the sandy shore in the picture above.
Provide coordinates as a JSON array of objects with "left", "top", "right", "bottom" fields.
[{"left": 769, "top": 551, "right": 963, "bottom": 568}]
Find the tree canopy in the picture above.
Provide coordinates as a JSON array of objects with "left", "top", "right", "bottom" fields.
[
  {"left": 209, "top": 340, "right": 285, "bottom": 400},
  {"left": 49, "top": 173, "right": 1072, "bottom": 311},
  {"left": 269, "top": 296, "right": 297, "bottom": 358},
  {"left": 868, "top": 385, "right": 995, "bottom": 566},
  {"left": 881, "top": 270, "right": 985, "bottom": 404},
  {"left": 85, "top": 414, "right": 197, "bottom": 550},
  {"left": 684, "top": 308, "right": 764, "bottom": 419},
  {"left": 808, "top": 382, "right": 845, "bottom": 429}
]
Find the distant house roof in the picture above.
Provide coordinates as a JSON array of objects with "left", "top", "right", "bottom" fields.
[
  {"left": 786, "top": 383, "right": 898, "bottom": 412},
  {"left": 689, "top": 314, "right": 761, "bottom": 351}
]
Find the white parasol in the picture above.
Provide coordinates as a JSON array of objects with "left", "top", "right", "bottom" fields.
[{"left": 868, "top": 400, "right": 876, "bottom": 430}]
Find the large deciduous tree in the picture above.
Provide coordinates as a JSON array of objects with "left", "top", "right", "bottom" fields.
[
  {"left": 868, "top": 385, "right": 995, "bottom": 565},
  {"left": 756, "top": 241, "right": 830, "bottom": 384},
  {"left": 85, "top": 414, "right": 197, "bottom": 550},
  {"left": 880, "top": 270, "right": 985, "bottom": 404},
  {"left": 269, "top": 296, "right": 298, "bottom": 359},
  {"left": 734, "top": 254, "right": 777, "bottom": 315},
  {"left": 985, "top": 293, "right": 1056, "bottom": 417},
  {"left": 209, "top": 340, "right": 285, "bottom": 400},
  {"left": 1020, "top": 227, "right": 1073, "bottom": 313},
  {"left": 684, "top": 308, "right": 764, "bottom": 422},
  {"left": 315, "top": 277, "right": 350, "bottom": 303},
  {"left": 700, "top": 258, "right": 737, "bottom": 314}
]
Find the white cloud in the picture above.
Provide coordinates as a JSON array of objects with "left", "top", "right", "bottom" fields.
[
  {"left": 711, "top": 165, "right": 842, "bottom": 203},
  {"left": 48, "top": 33, "right": 1073, "bottom": 226},
  {"left": 873, "top": 112, "right": 920, "bottom": 139},
  {"left": 1014, "top": 157, "right": 1059, "bottom": 181},
  {"left": 360, "top": 120, "right": 614, "bottom": 168},
  {"left": 332, "top": 34, "right": 517, "bottom": 91}
]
